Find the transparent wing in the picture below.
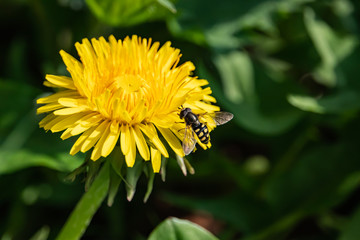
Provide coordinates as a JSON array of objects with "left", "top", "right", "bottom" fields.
[
  {"left": 211, "top": 112, "right": 234, "bottom": 126},
  {"left": 182, "top": 125, "right": 197, "bottom": 155}
]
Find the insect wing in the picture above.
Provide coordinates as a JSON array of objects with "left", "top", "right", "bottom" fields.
[
  {"left": 182, "top": 125, "right": 197, "bottom": 155},
  {"left": 212, "top": 112, "right": 234, "bottom": 126}
]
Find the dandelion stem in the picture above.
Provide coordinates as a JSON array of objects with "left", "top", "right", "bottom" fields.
[{"left": 56, "top": 161, "right": 110, "bottom": 240}]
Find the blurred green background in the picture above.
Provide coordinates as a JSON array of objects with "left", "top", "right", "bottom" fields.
[{"left": 2, "top": 0, "right": 360, "bottom": 239}]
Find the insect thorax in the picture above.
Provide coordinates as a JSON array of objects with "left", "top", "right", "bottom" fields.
[{"left": 186, "top": 113, "right": 199, "bottom": 126}]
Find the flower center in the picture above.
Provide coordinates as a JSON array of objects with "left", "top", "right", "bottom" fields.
[{"left": 115, "top": 74, "right": 143, "bottom": 93}]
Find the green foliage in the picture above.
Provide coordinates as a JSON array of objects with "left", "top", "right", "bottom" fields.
[
  {"left": 85, "top": 0, "right": 176, "bottom": 26},
  {"left": 55, "top": 160, "right": 110, "bottom": 240},
  {"left": 148, "top": 217, "right": 219, "bottom": 240},
  {"left": 340, "top": 205, "right": 360, "bottom": 240},
  {"left": 2, "top": 0, "right": 360, "bottom": 239}
]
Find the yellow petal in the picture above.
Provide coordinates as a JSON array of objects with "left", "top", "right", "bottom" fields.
[
  {"left": 125, "top": 127, "right": 136, "bottom": 167},
  {"left": 194, "top": 101, "right": 220, "bottom": 112},
  {"left": 70, "top": 113, "right": 102, "bottom": 135},
  {"left": 133, "top": 125, "right": 150, "bottom": 160},
  {"left": 91, "top": 122, "right": 112, "bottom": 161},
  {"left": 54, "top": 106, "right": 88, "bottom": 115},
  {"left": 59, "top": 50, "right": 86, "bottom": 96},
  {"left": 94, "top": 91, "right": 111, "bottom": 119},
  {"left": 50, "top": 112, "right": 88, "bottom": 132},
  {"left": 129, "top": 99, "right": 145, "bottom": 121},
  {"left": 112, "top": 98, "right": 122, "bottom": 120},
  {"left": 61, "top": 127, "right": 74, "bottom": 140},
  {"left": 81, "top": 120, "right": 109, "bottom": 152},
  {"left": 75, "top": 39, "right": 96, "bottom": 69},
  {"left": 37, "top": 103, "right": 63, "bottom": 114},
  {"left": 39, "top": 113, "right": 56, "bottom": 128},
  {"left": 37, "top": 90, "right": 78, "bottom": 104},
  {"left": 70, "top": 126, "right": 97, "bottom": 155},
  {"left": 150, "top": 147, "right": 161, "bottom": 173},
  {"left": 139, "top": 124, "right": 169, "bottom": 158},
  {"left": 120, "top": 125, "right": 130, "bottom": 155},
  {"left": 152, "top": 115, "right": 173, "bottom": 128},
  {"left": 58, "top": 98, "right": 87, "bottom": 108},
  {"left": 113, "top": 99, "right": 131, "bottom": 122},
  {"left": 45, "top": 74, "right": 76, "bottom": 89},
  {"left": 43, "top": 115, "right": 68, "bottom": 131},
  {"left": 191, "top": 79, "right": 209, "bottom": 87},
  {"left": 157, "top": 127, "right": 184, "bottom": 157},
  {"left": 203, "top": 94, "right": 216, "bottom": 102},
  {"left": 101, "top": 121, "right": 120, "bottom": 157},
  {"left": 43, "top": 81, "right": 59, "bottom": 88}
]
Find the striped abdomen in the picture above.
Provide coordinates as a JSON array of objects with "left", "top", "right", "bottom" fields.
[{"left": 192, "top": 122, "right": 209, "bottom": 144}]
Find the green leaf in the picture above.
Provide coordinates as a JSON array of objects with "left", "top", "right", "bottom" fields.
[
  {"left": 29, "top": 226, "right": 50, "bottom": 240},
  {"left": 110, "top": 148, "right": 125, "bottom": 177},
  {"left": 157, "top": 0, "right": 176, "bottom": 13},
  {"left": 288, "top": 91, "right": 360, "bottom": 114},
  {"left": 148, "top": 217, "right": 219, "bottom": 240},
  {"left": 107, "top": 165, "right": 122, "bottom": 207},
  {"left": 0, "top": 150, "right": 82, "bottom": 175},
  {"left": 56, "top": 161, "right": 110, "bottom": 240},
  {"left": 169, "top": 0, "right": 313, "bottom": 48},
  {"left": 339, "top": 204, "right": 360, "bottom": 240},
  {"left": 85, "top": 0, "right": 175, "bottom": 27},
  {"left": 143, "top": 163, "right": 155, "bottom": 203},
  {"left": 125, "top": 158, "right": 144, "bottom": 201},
  {"left": 85, "top": 154, "right": 104, "bottom": 191},
  {"left": 107, "top": 147, "right": 125, "bottom": 206},
  {"left": 160, "top": 156, "right": 167, "bottom": 182},
  {"left": 214, "top": 51, "right": 255, "bottom": 104},
  {"left": 288, "top": 94, "right": 326, "bottom": 114},
  {"left": 66, "top": 159, "right": 90, "bottom": 182},
  {"left": 304, "top": 7, "right": 357, "bottom": 87}
]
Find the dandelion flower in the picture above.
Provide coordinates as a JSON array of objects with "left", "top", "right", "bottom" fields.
[{"left": 37, "top": 35, "right": 220, "bottom": 173}]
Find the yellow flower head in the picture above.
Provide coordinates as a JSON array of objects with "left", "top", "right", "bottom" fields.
[{"left": 37, "top": 35, "right": 220, "bottom": 172}]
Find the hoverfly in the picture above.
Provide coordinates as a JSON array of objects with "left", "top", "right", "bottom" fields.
[{"left": 179, "top": 107, "right": 233, "bottom": 155}]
